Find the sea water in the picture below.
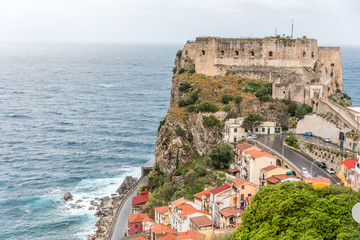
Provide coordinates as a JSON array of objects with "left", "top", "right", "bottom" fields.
[{"left": 0, "top": 44, "right": 359, "bottom": 240}]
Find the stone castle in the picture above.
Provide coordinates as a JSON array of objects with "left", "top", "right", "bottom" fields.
[{"left": 178, "top": 37, "right": 343, "bottom": 105}]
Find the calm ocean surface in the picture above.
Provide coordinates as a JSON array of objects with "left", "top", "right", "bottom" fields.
[{"left": 0, "top": 44, "right": 359, "bottom": 240}]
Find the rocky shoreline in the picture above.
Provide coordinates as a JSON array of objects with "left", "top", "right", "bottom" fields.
[
  {"left": 88, "top": 176, "right": 138, "bottom": 240},
  {"left": 63, "top": 176, "right": 138, "bottom": 240}
]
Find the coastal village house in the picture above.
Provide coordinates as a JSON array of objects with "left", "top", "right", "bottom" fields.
[
  {"left": 223, "top": 117, "right": 278, "bottom": 143},
  {"left": 219, "top": 207, "right": 244, "bottom": 229},
  {"left": 128, "top": 213, "right": 155, "bottom": 235},
  {"left": 132, "top": 190, "right": 149, "bottom": 213},
  {"left": 154, "top": 206, "right": 170, "bottom": 226},
  {"left": 209, "top": 184, "right": 232, "bottom": 228},
  {"left": 150, "top": 223, "right": 178, "bottom": 240},
  {"left": 265, "top": 174, "right": 300, "bottom": 185},
  {"left": 193, "top": 190, "right": 211, "bottom": 213},
  {"left": 241, "top": 149, "right": 277, "bottom": 186},
  {"left": 230, "top": 177, "right": 257, "bottom": 209},
  {"left": 189, "top": 215, "right": 214, "bottom": 238},
  {"left": 235, "top": 143, "right": 260, "bottom": 169},
  {"left": 259, "top": 165, "right": 291, "bottom": 187},
  {"left": 169, "top": 197, "right": 211, "bottom": 232},
  {"left": 337, "top": 158, "right": 358, "bottom": 189}
]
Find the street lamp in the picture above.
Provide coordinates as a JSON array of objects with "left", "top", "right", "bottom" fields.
[
  {"left": 310, "top": 161, "right": 317, "bottom": 182},
  {"left": 252, "top": 121, "right": 259, "bottom": 134}
]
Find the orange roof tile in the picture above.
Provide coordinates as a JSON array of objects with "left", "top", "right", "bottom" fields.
[
  {"left": 190, "top": 215, "right": 214, "bottom": 228},
  {"left": 261, "top": 165, "right": 286, "bottom": 172},
  {"left": 342, "top": 159, "right": 358, "bottom": 171},
  {"left": 132, "top": 237, "right": 148, "bottom": 240},
  {"left": 193, "top": 189, "right": 211, "bottom": 200},
  {"left": 266, "top": 174, "right": 299, "bottom": 184},
  {"left": 246, "top": 149, "right": 276, "bottom": 159},
  {"left": 219, "top": 207, "right": 244, "bottom": 217},
  {"left": 178, "top": 231, "right": 205, "bottom": 240},
  {"left": 157, "top": 234, "right": 177, "bottom": 240},
  {"left": 231, "top": 177, "right": 256, "bottom": 187},
  {"left": 228, "top": 168, "right": 240, "bottom": 173},
  {"left": 171, "top": 197, "right": 190, "bottom": 206},
  {"left": 154, "top": 206, "right": 169, "bottom": 215},
  {"left": 151, "top": 223, "right": 171, "bottom": 232},
  {"left": 236, "top": 143, "right": 254, "bottom": 151},
  {"left": 210, "top": 183, "right": 231, "bottom": 195},
  {"left": 305, "top": 177, "right": 332, "bottom": 185},
  {"left": 128, "top": 213, "right": 154, "bottom": 223}
]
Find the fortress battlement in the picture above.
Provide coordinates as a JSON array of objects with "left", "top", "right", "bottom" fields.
[{"left": 178, "top": 37, "right": 343, "bottom": 105}]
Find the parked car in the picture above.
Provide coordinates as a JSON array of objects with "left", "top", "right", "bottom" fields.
[
  {"left": 301, "top": 167, "right": 309, "bottom": 175},
  {"left": 314, "top": 174, "right": 323, "bottom": 177},
  {"left": 303, "top": 132, "right": 313, "bottom": 136},
  {"left": 247, "top": 134, "right": 257, "bottom": 139},
  {"left": 323, "top": 137, "right": 331, "bottom": 143},
  {"left": 317, "top": 162, "right": 327, "bottom": 168},
  {"left": 327, "top": 168, "right": 335, "bottom": 174}
]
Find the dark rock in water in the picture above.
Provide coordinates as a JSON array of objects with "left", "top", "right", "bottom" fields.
[
  {"left": 90, "top": 200, "right": 97, "bottom": 206},
  {"left": 89, "top": 206, "right": 95, "bottom": 210},
  {"left": 111, "top": 194, "right": 117, "bottom": 197},
  {"left": 64, "top": 192, "right": 73, "bottom": 201},
  {"left": 76, "top": 199, "right": 83, "bottom": 203},
  {"left": 116, "top": 176, "right": 138, "bottom": 195},
  {"left": 100, "top": 196, "right": 112, "bottom": 208}
]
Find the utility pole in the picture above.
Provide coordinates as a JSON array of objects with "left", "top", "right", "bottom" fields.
[{"left": 291, "top": 20, "right": 294, "bottom": 38}]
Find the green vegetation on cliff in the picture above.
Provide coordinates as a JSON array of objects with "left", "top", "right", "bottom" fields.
[
  {"left": 232, "top": 181, "right": 360, "bottom": 240},
  {"left": 328, "top": 90, "right": 352, "bottom": 107}
]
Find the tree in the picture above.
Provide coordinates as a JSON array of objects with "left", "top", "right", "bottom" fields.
[
  {"left": 234, "top": 95, "right": 243, "bottom": 104},
  {"left": 232, "top": 181, "right": 360, "bottom": 240},
  {"left": 241, "top": 114, "right": 263, "bottom": 131},
  {"left": 289, "top": 116, "right": 298, "bottom": 129},
  {"left": 295, "top": 103, "right": 312, "bottom": 119},
  {"left": 197, "top": 102, "right": 219, "bottom": 113},
  {"left": 209, "top": 144, "right": 233, "bottom": 169},
  {"left": 221, "top": 94, "right": 234, "bottom": 104}
]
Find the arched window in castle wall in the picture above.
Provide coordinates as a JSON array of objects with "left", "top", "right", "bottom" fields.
[
  {"left": 303, "top": 51, "right": 306, "bottom": 57},
  {"left": 269, "top": 51, "right": 273, "bottom": 57},
  {"left": 250, "top": 51, "right": 255, "bottom": 57},
  {"left": 331, "top": 63, "right": 335, "bottom": 67},
  {"left": 234, "top": 50, "right": 239, "bottom": 56},
  {"left": 185, "top": 50, "right": 188, "bottom": 56},
  {"left": 201, "top": 50, "right": 205, "bottom": 55},
  {"left": 220, "top": 50, "right": 225, "bottom": 56},
  {"left": 311, "top": 52, "right": 314, "bottom": 58}
]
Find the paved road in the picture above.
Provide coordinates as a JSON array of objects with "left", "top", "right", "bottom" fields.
[
  {"left": 111, "top": 177, "right": 147, "bottom": 240},
  {"left": 256, "top": 135, "right": 341, "bottom": 185}
]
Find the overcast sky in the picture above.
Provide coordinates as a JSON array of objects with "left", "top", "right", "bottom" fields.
[{"left": 0, "top": 0, "right": 359, "bottom": 45}]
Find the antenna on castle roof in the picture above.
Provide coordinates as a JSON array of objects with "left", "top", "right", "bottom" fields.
[{"left": 291, "top": 20, "right": 294, "bottom": 38}]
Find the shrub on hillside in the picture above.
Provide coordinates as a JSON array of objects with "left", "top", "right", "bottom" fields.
[
  {"left": 225, "top": 111, "right": 238, "bottom": 120},
  {"left": 179, "top": 81, "right": 192, "bottom": 92},
  {"left": 209, "top": 144, "right": 233, "bottom": 169},
  {"left": 175, "top": 126, "right": 186, "bottom": 137},
  {"left": 187, "top": 65, "right": 196, "bottom": 75},
  {"left": 172, "top": 67, "right": 177, "bottom": 74},
  {"left": 223, "top": 105, "right": 231, "bottom": 112},
  {"left": 221, "top": 94, "right": 234, "bottom": 104},
  {"left": 285, "top": 133, "right": 299, "bottom": 149},
  {"left": 241, "top": 114, "right": 263, "bottom": 130},
  {"left": 176, "top": 50, "right": 182, "bottom": 58},
  {"left": 197, "top": 102, "right": 219, "bottom": 113},
  {"left": 178, "top": 68, "right": 186, "bottom": 74},
  {"left": 203, "top": 115, "right": 220, "bottom": 128},
  {"left": 234, "top": 95, "right": 243, "bottom": 104},
  {"left": 295, "top": 103, "right": 312, "bottom": 119}
]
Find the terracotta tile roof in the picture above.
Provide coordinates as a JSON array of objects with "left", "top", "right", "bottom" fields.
[
  {"left": 190, "top": 215, "right": 214, "bottom": 228},
  {"left": 228, "top": 168, "right": 240, "bottom": 173},
  {"left": 232, "top": 177, "right": 250, "bottom": 187},
  {"left": 151, "top": 223, "right": 178, "bottom": 235},
  {"left": 193, "top": 189, "right": 211, "bottom": 200},
  {"left": 171, "top": 197, "right": 189, "bottom": 206},
  {"left": 151, "top": 223, "right": 170, "bottom": 232},
  {"left": 342, "top": 159, "right": 358, "bottom": 171},
  {"left": 178, "top": 208, "right": 210, "bottom": 218},
  {"left": 305, "top": 177, "right": 332, "bottom": 185},
  {"left": 132, "top": 237, "right": 148, "bottom": 240},
  {"left": 132, "top": 193, "right": 149, "bottom": 206},
  {"left": 210, "top": 183, "right": 231, "bottom": 195},
  {"left": 154, "top": 206, "right": 169, "bottom": 215},
  {"left": 157, "top": 234, "right": 177, "bottom": 240},
  {"left": 245, "top": 149, "right": 276, "bottom": 159},
  {"left": 219, "top": 207, "right": 244, "bottom": 217},
  {"left": 177, "top": 231, "right": 205, "bottom": 240},
  {"left": 266, "top": 174, "right": 299, "bottom": 184},
  {"left": 261, "top": 165, "right": 287, "bottom": 172},
  {"left": 236, "top": 143, "right": 254, "bottom": 151},
  {"left": 128, "top": 213, "right": 154, "bottom": 223}
]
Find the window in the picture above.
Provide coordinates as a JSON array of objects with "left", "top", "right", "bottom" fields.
[
  {"left": 135, "top": 231, "right": 138, "bottom": 234},
  {"left": 311, "top": 52, "right": 314, "bottom": 58},
  {"left": 248, "top": 193, "right": 252, "bottom": 197},
  {"left": 241, "top": 185, "right": 245, "bottom": 190},
  {"left": 303, "top": 51, "right": 306, "bottom": 57},
  {"left": 234, "top": 128, "right": 237, "bottom": 132},
  {"left": 331, "top": 63, "right": 335, "bottom": 67},
  {"left": 262, "top": 128, "right": 265, "bottom": 132},
  {"left": 220, "top": 50, "right": 225, "bottom": 56},
  {"left": 201, "top": 50, "right": 205, "bottom": 55},
  {"left": 269, "top": 51, "right": 273, "bottom": 57},
  {"left": 255, "top": 128, "right": 258, "bottom": 132},
  {"left": 234, "top": 138, "right": 237, "bottom": 142},
  {"left": 250, "top": 51, "right": 255, "bottom": 57},
  {"left": 235, "top": 50, "right": 239, "bottom": 56},
  {"left": 185, "top": 50, "right": 188, "bottom": 55},
  {"left": 245, "top": 129, "right": 248, "bottom": 132},
  {"left": 135, "top": 224, "right": 138, "bottom": 229}
]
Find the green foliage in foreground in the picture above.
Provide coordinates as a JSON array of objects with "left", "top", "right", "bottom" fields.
[
  {"left": 209, "top": 144, "right": 233, "bottom": 169},
  {"left": 285, "top": 132, "right": 299, "bottom": 149},
  {"left": 232, "top": 181, "right": 360, "bottom": 240}
]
